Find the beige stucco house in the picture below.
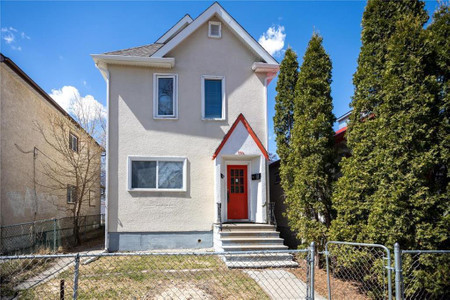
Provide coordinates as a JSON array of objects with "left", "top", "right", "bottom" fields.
[
  {"left": 0, "top": 54, "right": 102, "bottom": 227},
  {"left": 93, "top": 3, "right": 290, "bottom": 254}
]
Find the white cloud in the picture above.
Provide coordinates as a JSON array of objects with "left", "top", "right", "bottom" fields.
[
  {"left": 3, "top": 34, "right": 14, "bottom": 44},
  {"left": 21, "top": 32, "right": 30, "bottom": 40},
  {"left": 258, "top": 25, "right": 286, "bottom": 57},
  {"left": 49, "top": 86, "right": 106, "bottom": 122},
  {"left": 1, "top": 27, "right": 29, "bottom": 50}
]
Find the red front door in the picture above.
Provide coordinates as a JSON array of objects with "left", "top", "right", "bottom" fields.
[{"left": 227, "top": 165, "right": 248, "bottom": 220}]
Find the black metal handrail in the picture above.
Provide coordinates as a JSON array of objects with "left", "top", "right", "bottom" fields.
[{"left": 268, "top": 202, "right": 277, "bottom": 227}]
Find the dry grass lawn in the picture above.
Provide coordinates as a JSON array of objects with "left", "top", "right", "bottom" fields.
[{"left": 16, "top": 255, "right": 270, "bottom": 299}]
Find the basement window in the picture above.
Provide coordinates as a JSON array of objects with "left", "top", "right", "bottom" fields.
[
  {"left": 208, "top": 21, "right": 221, "bottom": 38},
  {"left": 128, "top": 156, "right": 187, "bottom": 192}
]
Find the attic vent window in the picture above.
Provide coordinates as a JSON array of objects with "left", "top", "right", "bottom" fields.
[{"left": 208, "top": 21, "right": 221, "bottom": 38}]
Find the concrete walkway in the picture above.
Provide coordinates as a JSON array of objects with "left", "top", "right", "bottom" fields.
[
  {"left": 244, "top": 269, "right": 326, "bottom": 300},
  {"left": 14, "top": 250, "right": 103, "bottom": 291}
]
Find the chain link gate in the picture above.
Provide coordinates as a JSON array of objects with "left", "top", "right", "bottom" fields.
[
  {"left": 324, "top": 241, "right": 392, "bottom": 300},
  {"left": 394, "top": 243, "right": 450, "bottom": 300}
]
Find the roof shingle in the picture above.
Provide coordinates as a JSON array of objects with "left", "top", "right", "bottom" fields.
[{"left": 104, "top": 43, "right": 164, "bottom": 57}]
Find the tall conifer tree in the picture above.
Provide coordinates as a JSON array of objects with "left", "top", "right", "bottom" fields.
[
  {"left": 330, "top": 0, "right": 431, "bottom": 242},
  {"left": 274, "top": 48, "right": 299, "bottom": 195},
  {"left": 284, "top": 34, "right": 336, "bottom": 249}
]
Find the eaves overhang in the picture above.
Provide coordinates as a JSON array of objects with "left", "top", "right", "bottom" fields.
[
  {"left": 252, "top": 62, "right": 279, "bottom": 73},
  {"left": 91, "top": 54, "right": 175, "bottom": 79}
]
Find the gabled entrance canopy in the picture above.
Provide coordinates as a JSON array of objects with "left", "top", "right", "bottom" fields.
[{"left": 213, "top": 114, "right": 269, "bottom": 160}]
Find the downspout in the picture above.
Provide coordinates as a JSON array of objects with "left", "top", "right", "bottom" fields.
[
  {"left": 96, "top": 63, "right": 110, "bottom": 252},
  {"left": 264, "top": 73, "right": 277, "bottom": 224}
]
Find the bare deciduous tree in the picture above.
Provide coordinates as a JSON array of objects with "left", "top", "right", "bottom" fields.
[{"left": 35, "top": 96, "right": 105, "bottom": 245}]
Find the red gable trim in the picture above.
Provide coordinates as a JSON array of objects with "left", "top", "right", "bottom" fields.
[
  {"left": 212, "top": 113, "right": 269, "bottom": 160},
  {"left": 334, "top": 126, "right": 347, "bottom": 144}
]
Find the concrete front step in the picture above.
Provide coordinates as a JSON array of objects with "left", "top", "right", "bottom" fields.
[
  {"left": 218, "top": 223, "right": 296, "bottom": 268},
  {"left": 220, "top": 231, "right": 280, "bottom": 238},
  {"left": 226, "top": 260, "right": 299, "bottom": 269},
  {"left": 222, "top": 244, "right": 288, "bottom": 251},
  {"left": 221, "top": 224, "right": 277, "bottom": 232},
  {"left": 221, "top": 237, "right": 285, "bottom": 245},
  {"left": 223, "top": 253, "right": 294, "bottom": 262}
]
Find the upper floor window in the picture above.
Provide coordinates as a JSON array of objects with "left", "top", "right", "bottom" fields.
[
  {"left": 89, "top": 190, "right": 96, "bottom": 207},
  {"left": 202, "top": 75, "right": 225, "bottom": 120},
  {"left": 153, "top": 74, "right": 178, "bottom": 119},
  {"left": 208, "top": 21, "right": 222, "bottom": 38},
  {"left": 128, "top": 156, "right": 187, "bottom": 192},
  {"left": 69, "top": 133, "right": 78, "bottom": 152},
  {"left": 67, "top": 185, "right": 76, "bottom": 204}
]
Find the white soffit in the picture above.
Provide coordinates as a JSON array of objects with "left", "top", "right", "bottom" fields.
[
  {"left": 91, "top": 54, "right": 175, "bottom": 69},
  {"left": 252, "top": 62, "right": 280, "bottom": 73},
  {"left": 151, "top": 2, "right": 279, "bottom": 65},
  {"left": 155, "top": 14, "right": 193, "bottom": 44}
]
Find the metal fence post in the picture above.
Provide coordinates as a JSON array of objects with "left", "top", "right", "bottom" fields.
[
  {"left": 325, "top": 243, "right": 332, "bottom": 300},
  {"left": 310, "top": 242, "right": 315, "bottom": 300},
  {"left": 387, "top": 247, "right": 393, "bottom": 300},
  {"left": 53, "top": 218, "right": 57, "bottom": 252},
  {"left": 394, "top": 243, "right": 403, "bottom": 300},
  {"left": 73, "top": 253, "right": 80, "bottom": 299}
]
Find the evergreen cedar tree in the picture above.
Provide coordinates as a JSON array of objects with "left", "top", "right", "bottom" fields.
[
  {"left": 274, "top": 0, "right": 449, "bottom": 296},
  {"left": 274, "top": 0, "right": 448, "bottom": 248},
  {"left": 274, "top": 47, "right": 298, "bottom": 199},
  {"left": 282, "top": 34, "right": 336, "bottom": 250},
  {"left": 330, "top": 0, "right": 449, "bottom": 251}
]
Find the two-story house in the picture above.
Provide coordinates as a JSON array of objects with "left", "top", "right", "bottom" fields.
[{"left": 93, "top": 3, "right": 289, "bottom": 255}]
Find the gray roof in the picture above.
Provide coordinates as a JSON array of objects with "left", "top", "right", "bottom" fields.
[{"left": 104, "top": 43, "right": 164, "bottom": 57}]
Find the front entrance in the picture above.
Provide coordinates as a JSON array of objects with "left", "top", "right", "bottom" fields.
[{"left": 227, "top": 165, "right": 248, "bottom": 220}]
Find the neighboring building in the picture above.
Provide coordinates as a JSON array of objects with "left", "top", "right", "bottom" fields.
[
  {"left": 269, "top": 111, "right": 352, "bottom": 247},
  {"left": 0, "top": 54, "right": 102, "bottom": 227},
  {"left": 93, "top": 3, "right": 289, "bottom": 254}
]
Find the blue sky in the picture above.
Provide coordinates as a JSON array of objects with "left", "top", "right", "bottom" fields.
[{"left": 0, "top": 1, "right": 440, "bottom": 156}]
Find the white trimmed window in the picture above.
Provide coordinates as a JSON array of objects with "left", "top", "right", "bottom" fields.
[
  {"left": 153, "top": 74, "right": 178, "bottom": 119},
  {"left": 202, "top": 75, "right": 225, "bottom": 120},
  {"left": 128, "top": 156, "right": 187, "bottom": 191},
  {"left": 208, "top": 21, "right": 222, "bottom": 38},
  {"left": 69, "top": 133, "right": 78, "bottom": 152},
  {"left": 67, "top": 185, "right": 76, "bottom": 204}
]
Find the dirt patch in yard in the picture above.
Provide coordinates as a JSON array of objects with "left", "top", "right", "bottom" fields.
[{"left": 291, "top": 259, "right": 370, "bottom": 300}]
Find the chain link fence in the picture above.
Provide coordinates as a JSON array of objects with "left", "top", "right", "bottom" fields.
[
  {"left": 1, "top": 249, "right": 314, "bottom": 300},
  {"left": 1, "top": 241, "right": 448, "bottom": 299},
  {"left": 0, "top": 214, "right": 104, "bottom": 255},
  {"left": 324, "top": 241, "right": 392, "bottom": 300},
  {"left": 397, "top": 248, "right": 450, "bottom": 300}
]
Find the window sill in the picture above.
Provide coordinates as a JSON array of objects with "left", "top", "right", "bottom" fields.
[
  {"left": 202, "top": 118, "right": 226, "bottom": 121},
  {"left": 153, "top": 116, "right": 178, "bottom": 120},
  {"left": 128, "top": 188, "right": 186, "bottom": 193}
]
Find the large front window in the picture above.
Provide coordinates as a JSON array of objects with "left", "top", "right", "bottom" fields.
[
  {"left": 202, "top": 75, "right": 225, "bottom": 120},
  {"left": 128, "top": 157, "right": 186, "bottom": 191},
  {"left": 154, "top": 74, "right": 177, "bottom": 119}
]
